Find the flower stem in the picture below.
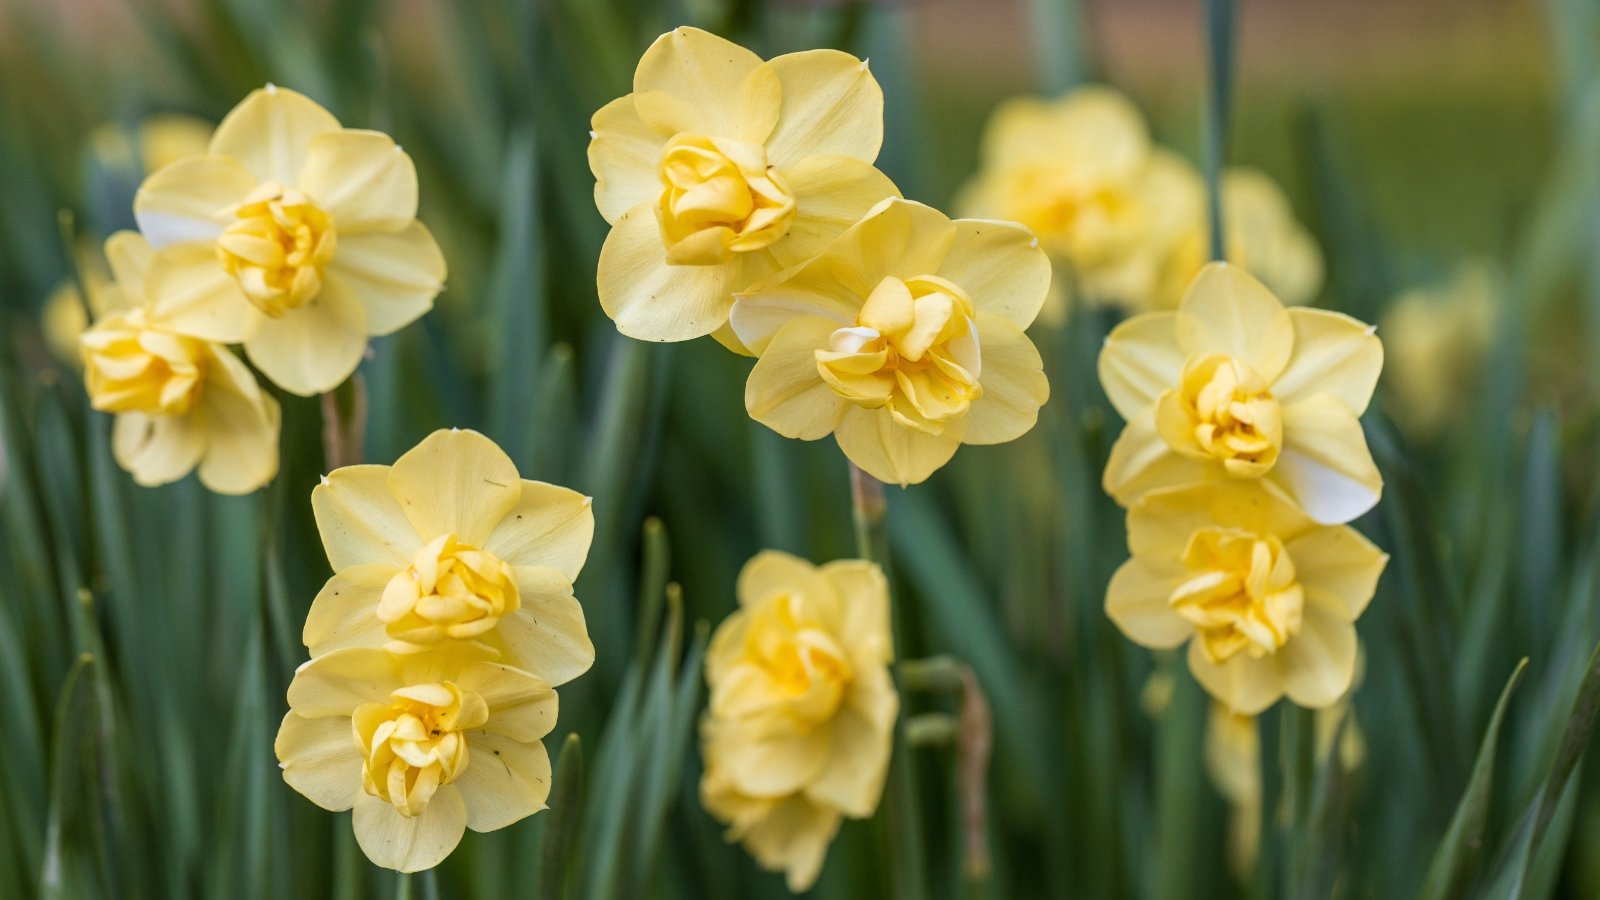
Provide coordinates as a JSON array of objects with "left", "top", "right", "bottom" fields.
[
  {"left": 320, "top": 373, "right": 368, "bottom": 470},
  {"left": 1203, "top": 0, "right": 1237, "bottom": 262},
  {"left": 1278, "top": 703, "right": 1316, "bottom": 896}
]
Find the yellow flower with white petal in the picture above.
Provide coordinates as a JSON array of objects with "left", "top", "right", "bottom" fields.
[
  {"left": 305, "top": 429, "right": 595, "bottom": 687},
  {"left": 133, "top": 85, "right": 446, "bottom": 396},
  {"left": 700, "top": 551, "right": 897, "bottom": 892},
  {"left": 1099, "top": 262, "right": 1383, "bottom": 524},
  {"left": 1107, "top": 481, "right": 1387, "bottom": 714},
  {"left": 732, "top": 198, "right": 1051, "bottom": 486},
  {"left": 1152, "top": 167, "right": 1323, "bottom": 311},
  {"left": 275, "top": 644, "right": 559, "bottom": 873},
  {"left": 589, "top": 26, "right": 900, "bottom": 348},
  {"left": 79, "top": 231, "right": 280, "bottom": 494},
  {"left": 1381, "top": 261, "right": 1497, "bottom": 439}
]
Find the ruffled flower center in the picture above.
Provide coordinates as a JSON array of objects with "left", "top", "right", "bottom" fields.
[
  {"left": 353, "top": 681, "right": 486, "bottom": 817},
  {"left": 732, "top": 593, "right": 854, "bottom": 729},
  {"left": 656, "top": 134, "right": 795, "bottom": 265},
  {"left": 816, "top": 275, "right": 984, "bottom": 436},
  {"left": 1001, "top": 169, "right": 1140, "bottom": 263},
  {"left": 216, "top": 182, "right": 337, "bottom": 317},
  {"left": 379, "top": 534, "right": 521, "bottom": 649},
  {"left": 1157, "top": 354, "right": 1283, "bottom": 476},
  {"left": 80, "top": 311, "right": 206, "bottom": 416},
  {"left": 1171, "top": 526, "right": 1303, "bottom": 664}
]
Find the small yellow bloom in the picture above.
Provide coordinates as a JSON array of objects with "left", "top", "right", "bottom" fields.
[
  {"left": 1380, "top": 262, "right": 1497, "bottom": 438},
  {"left": 79, "top": 231, "right": 280, "bottom": 494},
  {"left": 589, "top": 26, "right": 900, "bottom": 347},
  {"left": 134, "top": 85, "right": 446, "bottom": 396},
  {"left": 1100, "top": 262, "right": 1383, "bottom": 524},
  {"left": 1153, "top": 167, "right": 1323, "bottom": 311},
  {"left": 305, "top": 429, "right": 595, "bottom": 687},
  {"left": 733, "top": 198, "right": 1051, "bottom": 485},
  {"left": 700, "top": 551, "right": 898, "bottom": 892},
  {"left": 1106, "top": 481, "right": 1387, "bottom": 714},
  {"left": 1204, "top": 702, "right": 1261, "bottom": 879},
  {"left": 275, "top": 644, "right": 558, "bottom": 872}
]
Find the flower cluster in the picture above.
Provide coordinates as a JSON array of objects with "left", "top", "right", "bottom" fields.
[
  {"left": 275, "top": 429, "right": 595, "bottom": 871},
  {"left": 1100, "top": 263, "right": 1388, "bottom": 714}
]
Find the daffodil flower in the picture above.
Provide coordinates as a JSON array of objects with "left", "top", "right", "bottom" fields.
[
  {"left": 305, "top": 429, "right": 595, "bottom": 687},
  {"left": 275, "top": 644, "right": 558, "bottom": 873},
  {"left": 79, "top": 231, "right": 280, "bottom": 494},
  {"left": 731, "top": 197, "right": 1051, "bottom": 485},
  {"left": 1106, "top": 481, "right": 1387, "bottom": 714},
  {"left": 589, "top": 26, "right": 899, "bottom": 348},
  {"left": 700, "top": 551, "right": 897, "bottom": 892},
  {"left": 134, "top": 85, "right": 446, "bottom": 396},
  {"left": 1099, "top": 262, "right": 1383, "bottom": 524}
]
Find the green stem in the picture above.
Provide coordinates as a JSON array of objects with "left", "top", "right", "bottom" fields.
[
  {"left": 1279, "top": 705, "right": 1316, "bottom": 898},
  {"left": 1203, "top": 0, "right": 1237, "bottom": 261}
]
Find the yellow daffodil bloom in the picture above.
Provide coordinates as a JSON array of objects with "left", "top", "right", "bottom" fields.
[
  {"left": 1099, "top": 262, "right": 1383, "bottom": 524},
  {"left": 589, "top": 26, "right": 900, "bottom": 348},
  {"left": 133, "top": 85, "right": 446, "bottom": 396},
  {"left": 700, "top": 551, "right": 897, "bottom": 892},
  {"left": 732, "top": 198, "right": 1051, "bottom": 485},
  {"left": 305, "top": 429, "right": 595, "bottom": 687},
  {"left": 1106, "top": 481, "right": 1387, "bottom": 714},
  {"left": 79, "top": 231, "right": 280, "bottom": 494},
  {"left": 275, "top": 644, "right": 558, "bottom": 872},
  {"left": 1381, "top": 262, "right": 1497, "bottom": 438},
  {"left": 1153, "top": 167, "right": 1323, "bottom": 310}
]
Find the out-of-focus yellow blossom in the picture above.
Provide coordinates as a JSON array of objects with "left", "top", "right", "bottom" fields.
[
  {"left": 1106, "top": 481, "right": 1387, "bottom": 714},
  {"left": 1099, "top": 262, "right": 1383, "bottom": 524},
  {"left": 89, "top": 113, "right": 214, "bottom": 175},
  {"left": 79, "top": 231, "right": 280, "bottom": 494},
  {"left": 1153, "top": 167, "right": 1323, "bottom": 311},
  {"left": 275, "top": 643, "right": 558, "bottom": 872},
  {"left": 1204, "top": 703, "right": 1261, "bottom": 879},
  {"left": 42, "top": 254, "right": 113, "bottom": 367},
  {"left": 589, "top": 26, "right": 899, "bottom": 348},
  {"left": 700, "top": 551, "right": 898, "bottom": 892},
  {"left": 731, "top": 198, "right": 1051, "bottom": 486},
  {"left": 305, "top": 429, "right": 595, "bottom": 686},
  {"left": 956, "top": 86, "right": 1203, "bottom": 319},
  {"left": 1380, "top": 262, "right": 1497, "bottom": 438},
  {"left": 133, "top": 85, "right": 446, "bottom": 396}
]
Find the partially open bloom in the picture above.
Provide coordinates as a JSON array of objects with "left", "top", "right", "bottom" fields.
[
  {"left": 732, "top": 198, "right": 1051, "bottom": 485},
  {"left": 134, "top": 85, "right": 446, "bottom": 395},
  {"left": 700, "top": 551, "right": 897, "bottom": 892},
  {"left": 305, "top": 429, "right": 595, "bottom": 687},
  {"left": 1099, "top": 262, "right": 1383, "bottom": 524},
  {"left": 1381, "top": 261, "right": 1497, "bottom": 438},
  {"left": 1107, "top": 481, "right": 1386, "bottom": 714},
  {"left": 79, "top": 231, "right": 280, "bottom": 494},
  {"left": 589, "top": 26, "right": 899, "bottom": 347},
  {"left": 275, "top": 644, "right": 558, "bottom": 872}
]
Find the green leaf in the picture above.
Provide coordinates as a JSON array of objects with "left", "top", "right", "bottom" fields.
[{"left": 540, "top": 733, "right": 586, "bottom": 900}]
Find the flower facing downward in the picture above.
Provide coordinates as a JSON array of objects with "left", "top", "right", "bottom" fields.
[
  {"left": 700, "top": 551, "right": 898, "bottom": 892},
  {"left": 589, "top": 26, "right": 900, "bottom": 347},
  {"left": 1106, "top": 481, "right": 1386, "bottom": 714},
  {"left": 733, "top": 198, "right": 1052, "bottom": 486},
  {"left": 79, "top": 231, "right": 280, "bottom": 494},
  {"left": 275, "top": 645, "right": 558, "bottom": 872},
  {"left": 1099, "top": 262, "right": 1383, "bottom": 524},
  {"left": 134, "top": 85, "right": 446, "bottom": 396},
  {"left": 305, "top": 429, "right": 595, "bottom": 686}
]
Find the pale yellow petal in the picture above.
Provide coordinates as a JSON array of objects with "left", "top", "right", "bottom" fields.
[
  {"left": 352, "top": 787, "right": 466, "bottom": 873},
  {"left": 312, "top": 464, "right": 422, "bottom": 571},
  {"left": 1101, "top": 410, "right": 1212, "bottom": 508},
  {"left": 133, "top": 154, "right": 257, "bottom": 248},
  {"left": 979, "top": 87, "right": 1147, "bottom": 176},
  {"left": 274, "top": 712, "right": 363, "bottom": 811},
  {"left": 1285, "top": 527, "right": 1387, "bottom": 621},
  {"left": 1129, "top": 481, "right": 1311, "bottom": 559},
  {"left": 962, "top": 313, "right": 1047, "bottom": 445},
  {"left": 286, "top": 647, "right": 402, "bottom": 717},
  {"left": 835, "top": 404, "right": 962, "bottom": 487},
  {"left": 718, "top": 720, "right": 831, "bottom": 797},
  {"left": 1098, "top": 311, "right": 1183, "bottom": 420},
  {"left": 297, "top": 129, "right": 418, "bottom": 232},
  {"left": 210, "top": 86, "right": 341, "bottom": 185},
  {"left": 195, "top": 346, "right": 280, "bottom": 494},
  {"left": 631, "top": 27, "right": 779, "bottom": 143},
  {"left": 454, "top": 733, "right": 550, "bottom": 832},
  {"left": 454, "top": 661, "right": 558, "bottom": 743},
  {"left": 805, "top": 703, "right": 893, "bottom": 818},
  {"left": 737, "top": 550, "right": 832, "bottom": 612},
  {"left": 494, "top": 567, "right": 594, "bottom": 687},
  {"left": 1175, "top": 263, "right": 1294, "bottom": 383},
  {"left": 764, "top": 49, "right": 883, "bottom": 166},
  {"left": 1277, "top": 598, "right": 1358, "bottom": 708},
  {"left": 111, "top": 410, "right": 205, "bottom": 488},
  {"left": 745, "top": 317, "right": 847, "bottom": 441},
  {"left": 303, "top": 564, "right": 395, "bottom": 655},
  {"left": 1272, "top": 395, "right": 1383, "bottom": 525},
  {"left": 1187, "top": 639, "right": 1283, "bottom": 716},
  {"left": 597, "top": 202, "right": 742, "bottom": 341},
  {"left": 329, "top": 223, "right": 445, "bottom": 336},
  {"left": 243, "top": 275, "right": 368, "bottom": 396},
  {"left": 1105, "top": 558, "right": 1190, "bottom": 649},
  {"left": 143, "top": 242, "right": 263, "bottom": 343},
  {"left": 819, "top": 560, "right": 892, "bottom": 662},
  {"left": 104, "top": 231, "right": 154, "bottom": 296},
  {"left": 387, "top": 429, "right": 521, "bottom": 546},
  {"left": 939, "top": 219, "right": 1052, "bottom": 329},
  {"left": 734, "top": 793, "right": 840, "bottom": 893},
  {"left": 728, "top": 282, "right": 857, "bottom": 358},
  {"left": 589, "top": 95, "right": 669, "bottom": 224},
  {"left": 1272, "top": 308, "right": 1383, "bottom": 413},
  {"left": 481, "top": 481, "right": 594, "bottom": 581},
  {"left": 769, "top": 155, "right": 900, "bottom": 269}
]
